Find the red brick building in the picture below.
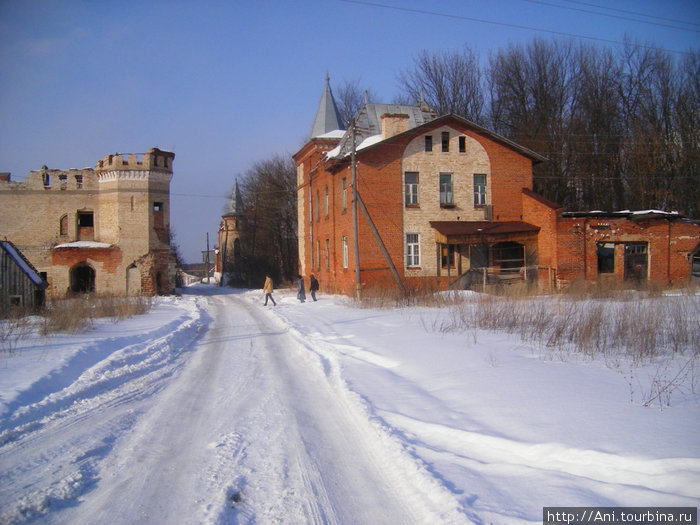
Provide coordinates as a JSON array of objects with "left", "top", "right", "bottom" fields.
[{"left": 295, "top": 80, "right": 700, "bottom": 295}]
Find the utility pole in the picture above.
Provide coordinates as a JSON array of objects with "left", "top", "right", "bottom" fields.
[
  {"left": 205, "top": 232, "right": 210, "bottom": 284},
  {"left": 350, "top": 118, "right": 361, "bottom": 301}
]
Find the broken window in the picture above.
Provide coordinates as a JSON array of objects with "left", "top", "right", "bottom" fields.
[
  {"left": 75, "top": 175, "right": 83, "bottom": 188},
  {"left": 624, "top": 243, "right": 648, "bottom": 282},
  {"left": 597, "top": 243, "right": 615, "bottom": 274},
  {"left": 77, "top": 211, "right": 94, "bottom": 241},
  {"left": 153, "top": 202, "right": 164, "bottom": 229}
]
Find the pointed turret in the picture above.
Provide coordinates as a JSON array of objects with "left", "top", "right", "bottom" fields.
[
  {"left": 224, "top": 180, "right": 245, "bottom": 217},
  {"left": 308, "top": 73, "right": 344, "bottom": 140}
]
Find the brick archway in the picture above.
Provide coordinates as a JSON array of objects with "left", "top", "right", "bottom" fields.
[{"left": 70, "top": 262, "right": 95, "bottom": 294}]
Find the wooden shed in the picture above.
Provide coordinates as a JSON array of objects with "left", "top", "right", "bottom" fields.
[{"left": 1, "top": 240, "right": 47, "bottom": 313}]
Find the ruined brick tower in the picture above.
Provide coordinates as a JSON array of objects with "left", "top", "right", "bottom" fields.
[
  {"left": 217, "top": 180, "right": 245, "bottom": 283},
  {"left": 0, "top": 148, "right": 177, "bottom": 298}
]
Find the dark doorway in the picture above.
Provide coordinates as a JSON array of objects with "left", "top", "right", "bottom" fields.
[
  {"left": 493, "top": 241, "right": 525, "bottom": 274},
  {"left": 70, "top": 263, "right": 95, "bottom": 293},
  {"left": 624, "top": 243, "right": 648, "bottom": 282}
]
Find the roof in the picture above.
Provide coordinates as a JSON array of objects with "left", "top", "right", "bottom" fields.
[
  {"left": 308, "top": 74, "right": 344, "bottom": 140},
  {"left": 223, "top": 180, "right": 245, "bottom": 217},
  {"left": 327, "top": 111, "right": 546, "bottom": 164},
  {"left": 562, "top": 210, "right": 684, "bottom": 220},
  {"left": 430, "top": 221, "right": 540, "bottom": 237},
  {"left": 330, "top": 102, "right": 437, "bottom": 159},
  {"left": 0, "top": 241, "right": 48, "bottom": 289}
]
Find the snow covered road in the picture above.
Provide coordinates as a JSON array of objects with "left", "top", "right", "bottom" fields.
[
  {"left": 1, "top": 287, "right": 464, "bottom": 524},
  {"left": 2, "top": 285, "right": 698, "bottom": 524}
]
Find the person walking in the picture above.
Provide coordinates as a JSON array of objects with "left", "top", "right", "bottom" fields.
[
  {"left": 263, "top": 274, "right": 276, "bottom": 306},
  {"left": 296, "top": 274, "right": 306, "bottom": 303},
  {"left": 309, "top": 274, "right": 319, "bottom": 302}
]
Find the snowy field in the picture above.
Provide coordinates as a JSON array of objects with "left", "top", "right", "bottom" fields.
[{"left": 0, "top": 285, "right": 698, "bottom": 524}]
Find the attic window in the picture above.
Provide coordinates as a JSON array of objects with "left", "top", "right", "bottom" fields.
[
  {"left": 442, "top": 132, "right": 449, "bottom": 152},
  {"left": 459, "top": 136, "right": 466, "bottom": 153},
  {"left": 424, "top": 135, "right": 433, "bottom": 152}
]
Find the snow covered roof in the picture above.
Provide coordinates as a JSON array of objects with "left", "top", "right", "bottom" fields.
[
  {"left": 53, "top": 241, "right": 112, "bottom": 249},
  {"left": 0, "top": 241, "right": 47, "bottom": 289},
  {"left": 562, "top": 210, "right": 683, "bottom": 220}
]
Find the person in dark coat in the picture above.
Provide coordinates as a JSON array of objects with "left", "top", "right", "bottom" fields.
[
  {"left": 309, "top": 274, "right": 319, "bottom": 301},
  {"left": 296, "top": 274, "right": 306, "bottom": 303}
]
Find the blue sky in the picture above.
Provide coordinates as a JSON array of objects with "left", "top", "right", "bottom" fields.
[{"left": 1, "top": 0, "right": 698, "bottom": 263}]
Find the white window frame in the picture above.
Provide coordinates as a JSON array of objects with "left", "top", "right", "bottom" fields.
[
  {"left": 439, "top": 173, "right": 453, "bottom": 206},
  {"left": 405, "top": 172, "right": 419, "bottom": 206},
  {"left": 406, "top": 233, "right": 420, "bottom": 268},
  {"left": 474, "top": 173, "right": 487, "bottom": 206},
  {"left": 342, "top": 236, "right": 349, "bottom": 268}
]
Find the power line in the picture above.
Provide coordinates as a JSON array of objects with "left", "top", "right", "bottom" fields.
[
  {"left": 337, "top": 0, "right": 695, "bottom": 56},
  {"left": 520, "top": 0, "right": 700, "bottom": 33},
  {"left": 558, "top": 0, "right": 700, "bottom": 28}
]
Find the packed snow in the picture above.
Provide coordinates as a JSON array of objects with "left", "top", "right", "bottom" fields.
[{"left": 1, "top": 285, "right": 698, "bottom": 524}]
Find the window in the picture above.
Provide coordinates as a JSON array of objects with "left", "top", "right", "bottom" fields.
[
  {"left": 406, "top": 233, "right": 420, "bottom": 267},
  {"left": 342, "top": 236, "right": 349, "bottom": 268},
  {"left": 442, "top": 131, "right": 450, "bottom": 152},
  {"left": 324, "top": 185, "right": 329, "bottom": 217},
  {"left": 459, "top": 136, "right": 466, "bottom": 153},
  {"left": 59, "top": 174, "right": 67, "bottom": 189},
  {"left": 325, "top": 239, "right": 330, "bottom": 269},
  {"left": 439, "top": 173, "right": 453, "bottom": 207},
  {"left": 404, "top": 172, "right": 419, "bottom": 206},
  {"left": 77, "top": 211, "right": 94, "bottom": 241},
  {"left": 474, "top": 174, "right": 487, "bottom": 206},
  {"left": 316, "top": 240, "right": 321, "bottom": 269},
  {"left": 441, "top": 245, "right": 456, "bottom": 268},
  {"left": 316, "top": 190, "right": 320, "bottom": 221},
  {"left": 153, "top": 202, "right": 164, "bottom": 229},
  {"left": 59, "top": 215, "right": 68, "bottom": 236},
  {"left": 424, "top": 135, "right": 433, "bottom": 152},
  {"left": 75, "top": 175, "right": 83, "bottom": 188},
  {"left": 597, "top": 243, "right": 615, "bottom": 274},
  {"left": 42, "top": 172, "right": 50, "bottom": 187},
  {"left": 77, "top": 211, "right": 94, "bottom": 228},
  {"left": 341, "top": 178, "right": 347, "bottom": 211}
]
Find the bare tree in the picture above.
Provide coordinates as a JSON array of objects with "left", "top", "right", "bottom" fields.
[
  {"left": 238, "top": 154, "right": 298, "bottom": 285},
  {"left": 396, "top": 47, "right": 485, "bottom": 123},
  {"left": 335, "top": 78, "right": 377, "bottom": 127}
]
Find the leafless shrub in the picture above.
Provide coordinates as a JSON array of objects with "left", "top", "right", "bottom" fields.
[
  {"left": 0, "top": 313, "right": 33, "bottom": 354},
  {"left": 40, "top": 295, "right": 153, "bottom": 335}
]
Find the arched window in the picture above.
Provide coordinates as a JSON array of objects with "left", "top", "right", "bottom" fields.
[{"left": 59, "top": 214, "right": 68, "bottom": 236}]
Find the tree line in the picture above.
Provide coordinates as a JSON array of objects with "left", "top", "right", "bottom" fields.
[
  {"left": 229, "top": 37, "right": 698, "bottom": 284},
  {"left": 396, "top": 38, "right": 699, "bottom": 216}
]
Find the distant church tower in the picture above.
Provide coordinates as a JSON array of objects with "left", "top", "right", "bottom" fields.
[{"left": 217, "top": 181, "right": 245, "bottom": 282}]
